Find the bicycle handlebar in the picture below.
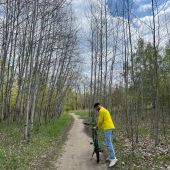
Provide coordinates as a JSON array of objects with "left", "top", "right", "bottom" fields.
[
  {"left": 83, "top": 122, "right": 96, "bottom": 126},
  {"left": 83, "top": 122, "right": 91, "bottom": 126},
  {"left": 83, "top": 122, "right": 97, "bottom": 130}
]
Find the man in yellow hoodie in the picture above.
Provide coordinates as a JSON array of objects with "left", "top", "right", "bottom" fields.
[{"left": 94, "top": 103, "right": 117, "bottom": 167}]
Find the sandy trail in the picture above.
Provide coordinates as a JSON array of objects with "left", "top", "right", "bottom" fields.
[{"left": 54, "top": 113, "right": 107, "bottom": 170}]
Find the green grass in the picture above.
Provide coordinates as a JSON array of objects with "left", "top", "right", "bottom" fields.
[
  {"left": 153, "top": 153, "right": 170, "bottom": 165},
  {"left": 0, "top": 114, "right": 72, "bottom": 170},
  {"left": 74, "top": 110, "right": 89, "bottom": 119}
]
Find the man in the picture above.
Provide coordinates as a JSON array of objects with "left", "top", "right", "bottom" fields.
[{"left": 94, "top": 102, "right": 118, "bottom": 167}]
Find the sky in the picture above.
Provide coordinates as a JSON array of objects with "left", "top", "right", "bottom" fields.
[
  {"left": 72, "top": 0, "right": 170, "bottom": 79},
  {"left": 72, "top": 0, "right": 170, "bottom": 44},
  {"left": 107, "top": 0, "right": 169, "bottom": 17}
]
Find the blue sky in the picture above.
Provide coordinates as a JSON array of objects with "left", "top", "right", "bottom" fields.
[{"left": 107, "top": 0, "right": 169, "bottom": 18}]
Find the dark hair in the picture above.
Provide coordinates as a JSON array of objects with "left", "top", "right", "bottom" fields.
[{"left": 94, "top": 103, "right": 100, "bottom": 108}]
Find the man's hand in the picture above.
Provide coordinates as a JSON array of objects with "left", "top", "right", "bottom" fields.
[{"left": 93, "top": 126, "right": 98, "bottom": 130}]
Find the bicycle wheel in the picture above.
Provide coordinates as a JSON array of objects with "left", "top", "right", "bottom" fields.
[
  {"left": 96, "top": 149, "right": 100, "bottom": 163},
  {"left": 94, "top": 131, "right": 100, "bottom": 163}
]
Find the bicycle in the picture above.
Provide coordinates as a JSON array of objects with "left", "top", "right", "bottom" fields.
[{"left": 84, "top": 122, "right": 101, "bottom": 163}]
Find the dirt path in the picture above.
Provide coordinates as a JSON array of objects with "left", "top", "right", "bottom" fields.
[{"left": 54, "top": 113, "right": 107, "bottom": 170}]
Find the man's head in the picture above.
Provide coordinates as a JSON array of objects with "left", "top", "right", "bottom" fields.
[{"left": 94, "top": 103, "right": 101, "bottom": 112}]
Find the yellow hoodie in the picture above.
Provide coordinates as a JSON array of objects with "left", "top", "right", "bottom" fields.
[{"left": 97, "top": 107, "right": 115, "bottom": 130}]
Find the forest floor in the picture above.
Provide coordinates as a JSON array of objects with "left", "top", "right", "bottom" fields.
[{"left": 73, "top": 111, "right": 170, "bottom": 170}]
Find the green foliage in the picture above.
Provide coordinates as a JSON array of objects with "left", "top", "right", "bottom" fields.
[
  {"left": 64, "top": 89, "right": 88, "bottom": 111},
  {"left": 64, "top": 91, "right": 77, "bottom": 111},
  {"left": 11, "top": 87, "right": 18, "bottom": 110},
  {"left": 132, "top": 38, "right": 170, "bottom": 111}
]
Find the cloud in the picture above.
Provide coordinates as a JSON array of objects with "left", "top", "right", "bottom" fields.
[
  {"left": 134, "top": 0, "right": 142, "bottom": 2},
  {"left": 138, "top": 3, "right": 152, "bottom": 12},
  {"left": 133, "top": 0, "right": 170, "bottom": 46},
  {"left": 72, "top": 0, "right": 98, "bottom": 75}
]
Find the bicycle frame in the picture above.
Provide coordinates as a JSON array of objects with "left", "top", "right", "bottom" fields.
[{"left": 84, "top": 122, "right": 100, "bottom": 163}]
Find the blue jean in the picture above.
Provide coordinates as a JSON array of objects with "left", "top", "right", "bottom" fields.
[{"left": 104, "top": 130, "right": 116, "bottom": 160}]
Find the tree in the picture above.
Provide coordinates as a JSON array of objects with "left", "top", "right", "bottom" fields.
[{"left": 0, "top": 0, "right": 80, "bottom": 141}]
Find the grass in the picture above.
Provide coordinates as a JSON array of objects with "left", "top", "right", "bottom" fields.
[
  {"left": 74, "top": 110, "right": 89, "bottom": 119},
  {"left": 0, "top": 114, "right": 72, "bottom": 170},
  {"left": 153, "top": 153, "right": 170, "bottom": 165}
]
